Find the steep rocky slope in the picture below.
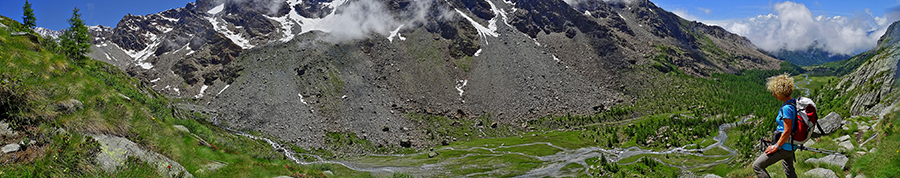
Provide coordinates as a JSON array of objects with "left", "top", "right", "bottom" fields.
[
  {"left": 822, "top": 21, "right": 900, "bottom": 116},
  {"left": 77, "top": 0, "right": 782, "bottom": 152}
]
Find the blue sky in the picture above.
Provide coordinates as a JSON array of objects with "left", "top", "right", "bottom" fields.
[
  {"left": 650, "top": 0, "right": 900, "bottom": 55},
  {"left": 652, "top": 0, "right": 898, "bottom": 21},
  {"left": 0, "top": 0, "right": 193, "bottom": 30}
]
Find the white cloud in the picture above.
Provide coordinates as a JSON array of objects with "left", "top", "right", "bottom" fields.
[
  {"left": 672, "top": 8, "right": 699, "bottom": 21},
  {"left": 293, "top": 0, "right": 450, "bottom": 43},
  {"left": 697, "top": 7, "right": 711, "bottom": 14},
  {"left": 708, "top": 1, "right": 900, "bottom": 55}
]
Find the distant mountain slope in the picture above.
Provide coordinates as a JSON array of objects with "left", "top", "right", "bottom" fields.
[
  {"left": 773, "top": 46, "right": 853, "bottom": 66},
  {"left": 75, "top": 0, "right": 782, "bottom": 151}
]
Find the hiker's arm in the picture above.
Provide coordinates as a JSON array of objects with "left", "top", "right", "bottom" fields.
[
  {"left": 775, "top": 118, "right": 793, "bottom": 148},
  {"left": 765, "top": 117, "right": 793, "bottom": 154}
]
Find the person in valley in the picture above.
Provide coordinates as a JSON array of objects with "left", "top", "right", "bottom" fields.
[{"left": 752, "top": 74, "right": 798, "bottom": 178}]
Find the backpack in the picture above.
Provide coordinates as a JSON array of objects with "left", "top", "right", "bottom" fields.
[{"left": 784, "top": 97, "right": 823, "bottom": 145}]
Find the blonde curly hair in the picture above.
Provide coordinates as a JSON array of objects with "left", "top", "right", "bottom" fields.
[{"left": 766, "top": 73, "right": 794, "bottom": 97}]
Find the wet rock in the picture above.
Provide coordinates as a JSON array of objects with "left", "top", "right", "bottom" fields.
[
  {"left": 428, "top": 152, "right": 439, "bottom": 158},
  {"left": 55, "top": 99, "right": 84, "bottom": 113},
  {"left": 2, "top": 143, "right": 21, "bottom": 153},
  {"left": 173, "top": 125, "right": 190, "bottom": 133},
  {"left": 400, "top": 139, "right": 411, "bottom": 147},
  {"left": 815, "top": 112, "right": 843, "bottom": 135},
  {"left": 805, "top": 154, "right": 849, "bottom": 169},
  {"left": 805, "top": 168, "right": 838, "bottom": 178}
]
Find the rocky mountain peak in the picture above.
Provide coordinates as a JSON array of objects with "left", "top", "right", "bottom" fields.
[
  {"left": 878, "top": 20, "right": 900, "bottom": 47},
  {"left": 78, "top": 0, "right": 783, "bottom": 151}
]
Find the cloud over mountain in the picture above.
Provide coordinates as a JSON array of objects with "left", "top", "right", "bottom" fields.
[{"left": 709, "top": 1, "right": 900, "bottom": 55}]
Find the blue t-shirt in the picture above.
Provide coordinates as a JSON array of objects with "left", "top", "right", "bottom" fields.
[{"left": 776, "top": 99, "right": 797, "bottom": 151}]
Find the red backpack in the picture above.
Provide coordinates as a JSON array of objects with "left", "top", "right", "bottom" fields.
[{"left": 786, "top": 97, "right": 822, "bottom": 144}]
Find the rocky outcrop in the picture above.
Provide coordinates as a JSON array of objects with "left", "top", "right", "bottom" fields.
[{"left": 829, "top": 20, "right": 900, "bottom": 115}]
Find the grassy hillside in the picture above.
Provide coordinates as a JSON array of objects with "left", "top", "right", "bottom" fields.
[{"left": 0, "top": 16, "right": 372, "bottom": 177}]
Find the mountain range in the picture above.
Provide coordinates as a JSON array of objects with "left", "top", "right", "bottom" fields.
[
  {"left": 6, "top": 0, "right": 900, "bottom": 177},
  {"left": 28, "top": 0, "right": 784, "bottom": 151}
]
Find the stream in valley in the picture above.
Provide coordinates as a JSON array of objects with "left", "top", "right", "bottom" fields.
[{"left": 210, "top": 113, "right": 753, "bottom": 177}]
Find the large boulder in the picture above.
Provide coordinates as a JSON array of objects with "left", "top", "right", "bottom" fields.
[
  {"left": 805, "top": 154, "right": 849, "bottom": 169},
  {"left": 814, "top": 112, "right": 843, "bottom": 136},
  {"left": 805, "top": 168, "right": 838, "bottom": 178}
]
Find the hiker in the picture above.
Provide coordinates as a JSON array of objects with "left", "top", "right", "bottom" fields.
[{"left": 752, "top": 74, "right": 798, "bottom": 178}]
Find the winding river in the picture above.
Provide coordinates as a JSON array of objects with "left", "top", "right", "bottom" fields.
[{"left": 211, "top": 114, "right": 753, "bottom": 177}]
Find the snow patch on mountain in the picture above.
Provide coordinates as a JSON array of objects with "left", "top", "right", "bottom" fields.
[
  {"left": 114, "top": 38, "right": 158, "bottom": 69},
  {"left": 103, "top": 52, "right": 113, "bottom": 61},
  {"left": 195, "top": 85, "right": 209, "bottom": 98},
  {"left": 206, "top": 16, "right": 255, "bottom": 49},
  {"left": 388, "top": 25, "right": 406, "bottom": 43},
  {"left": 455, "top": 0, "right": 511, "bottom": 44},
  {"left": 298, "top": 94, "right": 308, "bottom": 105},
  {"left": 33, "top": 27, "right": 62, "bottom": 39},
  {"left": 456, "top": 9, "right": 499, "bottom": 42},
  {"left": 217, "top": 85, "right": 230, "bottom": 96},
  {"left": 208, "top": 3, "right": 225, "bottom": 14},
  {"left": 265, "top": 14, "right": 296, "bottom": 42},
  {"left": 456, "top": 79, "right": 468, "bottom": 97}
]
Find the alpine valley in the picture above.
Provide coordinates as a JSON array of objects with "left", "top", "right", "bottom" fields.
[{"left": 3, "top": 0, "right": 899, "bottom": 177}]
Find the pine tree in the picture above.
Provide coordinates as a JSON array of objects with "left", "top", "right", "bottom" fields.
[
  {"left": 59, "top": 7, "right": 91, "bottom": 62},
  {"left": 22, "top": 0, "right": 36, "bottom": 29}
]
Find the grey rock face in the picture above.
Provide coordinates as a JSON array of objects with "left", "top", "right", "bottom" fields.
[
  {"left": 2, "top": 143, "right": 21, "bottom": 153},
  {"left": 805, "top": 154, "right": 849, "bottom": 169},
  {"left": 805, "top": 168, "right": 838, "bottom": 178},
  {"left": 815, "top": 112, "right": 843, "bottom": 135},
  {"left": 834, "top": 21, "right": 900, "bottom": 115}
]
